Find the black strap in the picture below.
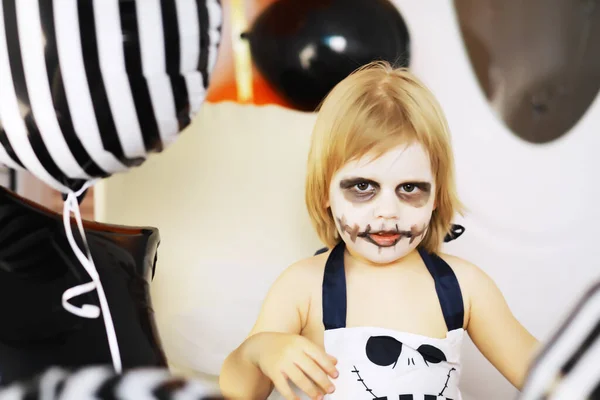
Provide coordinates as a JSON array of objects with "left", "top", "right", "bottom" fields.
[
  {"left": 417, "top": 248, "right": 465, "bottom": 331},
  {"left": 322, "top": 242, "right": 347, "bottom": 330},
  {"left": 322, "top": 242, "right": 465, "bottom": 331}
]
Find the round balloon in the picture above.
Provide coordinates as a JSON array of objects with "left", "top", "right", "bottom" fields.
[
  {"left": 0, "top": 0, "right": 222, "bottom": 193},
  {"left": 244, "top": 0, "right": 410, "bottom": 112}
]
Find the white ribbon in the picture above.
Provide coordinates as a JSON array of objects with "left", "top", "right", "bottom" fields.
[{"left": 60, "top": 180, "right": 122, "bottom": 373}]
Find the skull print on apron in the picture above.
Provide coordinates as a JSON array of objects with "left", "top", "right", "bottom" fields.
[{"left": 321, "top": 241, "right": 465, "bottom": 400}]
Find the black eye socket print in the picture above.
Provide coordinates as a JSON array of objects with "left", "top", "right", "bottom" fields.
[
  {"left": 416, "top": 344, "right": 447, "bottom": 366},
  {"left": 365, "top": 336, "right": 447, "bottom": 368},
  {"left": 366, "top": 336, "right": 403, "bottom": 368}
]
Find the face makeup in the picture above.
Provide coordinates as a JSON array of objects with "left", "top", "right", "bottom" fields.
[{"left": 328, "top": 143, "right": 436, "bottom": 264}]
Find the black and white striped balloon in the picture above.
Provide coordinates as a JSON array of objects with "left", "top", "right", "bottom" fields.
[
  {"left": 0, "top": 0, "right": 222, "bottom": 193},
  {"left": 519, "top": 282, "right": 600, "bottom": 400},
  {"left": 0, "top": 365, "right": 224, "bottom": 400}
]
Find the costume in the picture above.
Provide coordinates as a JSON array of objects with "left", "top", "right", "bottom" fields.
[{"left": 321, "top": 241, "right": 464, "bottom": 400}]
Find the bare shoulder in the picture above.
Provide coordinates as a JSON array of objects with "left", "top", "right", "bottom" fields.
[
  {"left": 437, "top": 253, "right": 500, "bottom": 327},
  {"left": 249, "top": 251, "right": 330, "bottom": 335},
  {"left": 276, "top": 251, "right": 330, "bottom": 321},
  {"left": 275, "top": 250, "right": 330, "bottom": 288},
  {"left": 437, "top": 253, "right": 493, "bottom": 287}
]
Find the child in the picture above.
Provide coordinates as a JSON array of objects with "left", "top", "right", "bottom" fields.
[{"left": 219, "top": 61, "right": 539, "bottom": 400}]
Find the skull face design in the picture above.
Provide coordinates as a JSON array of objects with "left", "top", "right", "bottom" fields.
[
  {"left": 350, "top": 336, "right": 457, "bottom": 399},
  {"left": 366, "top": 336, "right": 448, "bottom": 368}
]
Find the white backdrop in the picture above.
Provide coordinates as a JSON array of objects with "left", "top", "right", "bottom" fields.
[{"left": 95, "top": 1, "right": 600, "bottom": 399}]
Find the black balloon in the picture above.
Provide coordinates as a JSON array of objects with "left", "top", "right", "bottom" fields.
[
  {"left": 244, "top": 0, "right": 411, "bottom": 112},
  {"left": 0, "top": 187, "right": 167, "bottom": 387}
]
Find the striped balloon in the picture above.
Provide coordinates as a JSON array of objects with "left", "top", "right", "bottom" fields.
[
  {"left": 0, "top": 0, "right": 222, "bottom": 193},
  {"left": 519, "top": 281, "right": 600, "bottom": 400},
  {"left": 0, "top": 365, "right": 224, "bottom": 399}
]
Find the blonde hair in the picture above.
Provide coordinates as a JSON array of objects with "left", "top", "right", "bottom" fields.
[{"left": 305, "top": 61, "right": 464, "bottom": 254}]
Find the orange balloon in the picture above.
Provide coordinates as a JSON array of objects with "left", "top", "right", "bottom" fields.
[
  {"left": 207, "top": 74, "right": 292, "bottom": 109},
  {"left": 205, "top": 0, "right": 298, "bottom": 109}
]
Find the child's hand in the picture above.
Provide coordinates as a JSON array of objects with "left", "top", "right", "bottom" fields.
[{"left": 249, "top": 332, "right": 338, "bottom": 400}]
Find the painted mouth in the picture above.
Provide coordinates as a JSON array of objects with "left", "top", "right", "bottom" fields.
[
  {"left": 357, "top": 224, "right": 426, "bottom": 248},
  {"left": 336, "top": 216, "right": 427, "bottom": 248},
  {"left": 360, "top": 231, "right": 402, "bottom": 247}
]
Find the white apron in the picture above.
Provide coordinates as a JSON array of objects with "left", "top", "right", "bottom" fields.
[
  {"left": 270, "top": 236, "right": 466, "bottom": 400},
  {"left": 323, "top": 327, "right": 464, "bottom": 400}
]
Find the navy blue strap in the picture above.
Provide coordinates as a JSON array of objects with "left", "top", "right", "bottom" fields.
[
  {"left": 418, "top": 248, "right": 465, "bottom": 331},
  {"left": 322, "top": 242, "right": 347, "bottom": 330},
  {"left": 314, "top": 247, "right": 328, "bottom": 256},
  {"left": 321, "top": 241, "right": 465, "bottom": 332}
]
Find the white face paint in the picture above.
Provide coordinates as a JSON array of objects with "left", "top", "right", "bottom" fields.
[{"left": 328, "top": 143, "right": 436, "bottom": 265}]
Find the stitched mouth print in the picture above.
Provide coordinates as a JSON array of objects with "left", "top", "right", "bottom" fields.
[{"left": 337, "top": 216, "right": 427, "bottom": 248}]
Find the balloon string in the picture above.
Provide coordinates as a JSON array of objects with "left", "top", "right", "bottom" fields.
[{"left": 60, "top": 181, "right": 122, "bottom": 373}]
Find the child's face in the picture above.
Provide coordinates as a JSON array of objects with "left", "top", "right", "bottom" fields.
[{"left": 328, "top": 142, "right": 436, "bottom": 264}]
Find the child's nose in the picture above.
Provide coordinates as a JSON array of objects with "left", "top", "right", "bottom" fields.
[{"left": 373, "top": 191, "right": 401, "bottom": 220}]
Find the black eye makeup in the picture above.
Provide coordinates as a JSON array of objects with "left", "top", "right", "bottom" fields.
[
  {"left": 339, "top": 177, "right": 432, "bottom": 207},
  {"left": 339, "top": 177, "right": 378, "bottom": 190},
  {"left": 339, "top": 178, "right": 379, "bottom": 202},
  {"left": 396, "top": 182, "right": 431, "bottom": 207}
]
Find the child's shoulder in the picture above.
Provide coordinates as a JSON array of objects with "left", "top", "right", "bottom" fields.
[
  {"left": 248, "top": 252, "right": 331, "bottom": 336},
  {"left": 437, "top": 252, "right": 506, "bottom": 327},
  {"left": 276, "top": 250, "right": 331, "bottom": 287},
  {"left": 437, "top": 252, "right": 496, "bottom": 289},
  {"left": 264, "top": 251, "right": 330, "bottom": 301}
]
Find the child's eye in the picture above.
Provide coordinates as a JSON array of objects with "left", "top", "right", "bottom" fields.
[
  {"left": 401, "top": 183, "right": 416, "bottom": 193},
  {"left": 355, "top": 182, "right": 372, "bottom": 191}
]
